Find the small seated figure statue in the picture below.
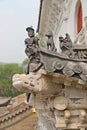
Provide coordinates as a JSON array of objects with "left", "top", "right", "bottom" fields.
[
  {"left": 64, "top": 33, "right": 72, "bottom": 49},
  {"left": 45, "top": 31, "right": 57, "bottom": 52},
  {"left": 59, "top": 33, "right": 72, "bottom": 51},
  {"left": 59, "top": 33, "right": 74, "bottom": 58}
]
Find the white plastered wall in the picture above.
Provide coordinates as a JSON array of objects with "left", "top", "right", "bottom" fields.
[{"left": 54, "top": 0, "right": 87, "bottom": 51}]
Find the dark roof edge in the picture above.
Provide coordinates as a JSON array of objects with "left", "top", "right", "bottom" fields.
[{"left": 37, "top": 0, "right": 43, "bottom": 32}]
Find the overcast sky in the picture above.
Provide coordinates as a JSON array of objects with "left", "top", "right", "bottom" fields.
[{"left": 0, "top": 0, "right": 40, "bottom": 63}]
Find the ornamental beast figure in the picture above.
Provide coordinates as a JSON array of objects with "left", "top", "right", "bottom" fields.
[{"left": 45, "top": 31, "right": 57, "bottom": 52}]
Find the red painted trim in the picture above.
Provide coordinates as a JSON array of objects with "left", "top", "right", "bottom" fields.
[{"left": 77, "top": 2, "right": 82, "bottom": 33}]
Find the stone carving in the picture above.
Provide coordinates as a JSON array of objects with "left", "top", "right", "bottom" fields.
[
  {"left": 12, "top": 73, "right": 43, "bottom": 93},
  {"left": 12, "top": 30, "right": 87, "bottom": 130},
  {"left": 40, "top": 49, "right": 87, "bottom": 81},
  {"left": 59, "top": 33, "right": 87, "bottom": 59},
  {"left": 24, "top": 27, "right": 42, "bottom": 72},
  {"left": 45, "top": 31, "right": 57, "bottom": 52},
  {"left": 12, "top": 71, "right": 87, "bottom": 130},
  {"left": 59, "top": 33, "right": 73, "bottom": 58}
]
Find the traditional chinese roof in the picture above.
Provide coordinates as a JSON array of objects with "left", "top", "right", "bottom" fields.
[{"left": 0, "top": 94, "right": 37, "bottom": 130}]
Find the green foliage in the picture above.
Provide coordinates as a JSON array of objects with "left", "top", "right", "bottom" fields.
[
  {"left": 22, "top": 58, "right": 29, "bottom": 66},
  {"left": 0, "top": 63, "right": 23, "bottom": 97}
]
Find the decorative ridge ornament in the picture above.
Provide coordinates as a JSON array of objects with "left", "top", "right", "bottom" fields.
[
  {"left": 24, "top": 29, "right": 87, "bottom": 81},
  {"left": 12, "top": 28, "right": 87, "bottom": 130}
]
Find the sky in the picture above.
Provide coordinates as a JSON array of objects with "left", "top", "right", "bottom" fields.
[{"left": 0, "top": 0, "right": 40, "bottom": 63}]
